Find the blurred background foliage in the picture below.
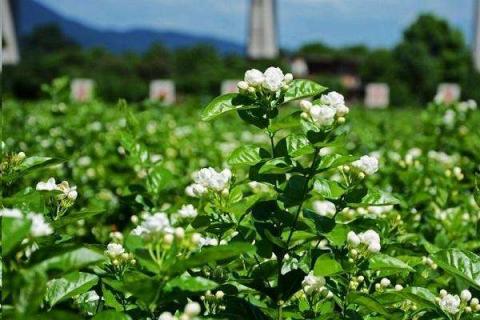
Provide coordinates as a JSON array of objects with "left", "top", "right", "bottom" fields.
[{"left": 3, "top": 14, "right": 479, "bottom": 105}]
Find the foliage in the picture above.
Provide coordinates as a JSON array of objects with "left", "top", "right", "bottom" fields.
[{"left": 2, "top": 68, "right": 480, "bottom": 319}]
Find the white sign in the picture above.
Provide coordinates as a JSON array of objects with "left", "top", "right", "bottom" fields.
[
  {"left": 365, "top": 83, "right": 389, "bottom": 108},
  {"left": 436, "top": 83, "right": 461, "bottom": 104},
  {"left": 71, "top": 79, "right": 94, "bottom": 102},
  {"left": 291, "top": 57, "right": 308, "bottom": 77},
  {"left": 149, "top": 80, "right": 175, "bottom": 105},
  {"left": 221, "top": 80, "right": 240, "bottom": 94}
]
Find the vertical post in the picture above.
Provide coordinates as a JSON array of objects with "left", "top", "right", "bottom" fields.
[
  {"left": 1, "top": 0, "right": 20, "bottom": 66},
  {"left": 247, "top": 0, "right": 278, "bottom": 59},
  {"left": 474, "top": 0, "right": 480, "bottom": 72}
]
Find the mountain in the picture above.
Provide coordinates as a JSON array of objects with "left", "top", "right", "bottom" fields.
[{"left": 16, "top": 0, "right": 245, "bottom": 54}]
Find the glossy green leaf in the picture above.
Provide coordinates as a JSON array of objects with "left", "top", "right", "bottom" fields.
[
  {"left": 165, "top": 275, "right": 217, "bottom": 292},
  {"left": 258, "top": 158, "right": 291, "bottom": 174},
  {"left": 317, "top": 154, "right": 357, "bottom": 171},
  {"left": 228, "top": 145, "right": 263, "bottom": 166},
  {"left": 314, "top": 254, "right": 343, "bottom": 276},
  {"left": 202, "top": 93, "right": 254, "bottom": 121},
  {"left": 92, "top": 311, "right": 131, "bottom": 320},
  {"left": 347, "top": 292, "right": 391, "bottom": 318},
  {"left": 369, "top": 254, "right": 415, "bottom": 273},
  {"left": 2, "top": 217, "right": 31, "bottom": 256},
  {"left": 283, "top": 80, "right": 327, "bottom": 103},
  {"left": 33, "top": 247, "right": 105, "bottom": 273},
  {"left": 286, "top": 134, "right": 314, "bottom": 158},
  {"left": 432, "top": 249, "right": 480, "bottom": 289},
  {"left": 313, "top": 178, "right": 345, "bottom": 200},
  {"left": 45, "top": 272, "right": 98, "bottom": 307}
]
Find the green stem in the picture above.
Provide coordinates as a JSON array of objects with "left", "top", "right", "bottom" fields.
[{"left": 286, "top": 148, "right": 320, "bottom": 248}]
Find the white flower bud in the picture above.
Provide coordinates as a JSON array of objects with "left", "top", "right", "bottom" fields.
[
  {"left": 237, "top": 81, "right": 249, "bottom": 91},
  {"left": 380, "top": 278, "right": 391, "bottom": 287},
  {"left": 395, "top": 284, "right": 403, "bottom": 291},
  {"left": 470, "top": 297, "right": 479, "bottom": 306},
  {"left": 347, "top": 231, "right": 360, "bottom": 247},
  {"left": 299, "top": 100, "right": 312, "bottom": 111},
  {"left": 175, "top": 227, "right": 185, "bottom": 239},
  {"left": 284, "top": 73, "right": 293, "bottom": 83},
  {"left": 357, "top": 275, "right": 364, "bottom": 282},
  {"left": 17, "top": 152, "right": 26, "bottom": 160},
  {"left": 368, "top": 242, "right": 381, "bottom": 253},
  {"left": 215, "top": 291, "right": 225, "bottom": 299},
  {"left": 184, "top": 301, "right": 201, "bottom": 316},
  {"left": 440, "top": 289, "right": 448, "bottom": 297},
  {"left": 163, "top": 233, "right": 174, "bottom": 245},
  {"left": 461, "top": 289, "right": 472, "bottom": 302}
]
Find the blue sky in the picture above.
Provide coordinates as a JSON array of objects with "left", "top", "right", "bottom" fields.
[{"left": 36, "top": 0, "right": 475, "bottom": 49}]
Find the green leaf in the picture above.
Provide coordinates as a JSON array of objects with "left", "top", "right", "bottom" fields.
[
  {"left": 283, "top": 80, "right": 327, "bottom": 103},
  {"left": 313, "top": 178, "right": 345, "bottom": 200},
  {"left": 317, "top": 154, "right": 357, "bottom": 171},
  {"left": 431, "top": 249, "right": 480, "bottom": 289},
  {"left": 176, "top": 243, "right": 255, "bottom": 272},
  {"left": 369, "top": 254, "right": 415, "bottom": 273},
  {"left": 14, "top": 269, "right": 47, "bottom": 315},
  {"left": 348, "top": 188, "right": 400, "bottom": 207},
  {"left": 347, "top": 292, "right": 391, "bottom": 318},
  {"left": 33, "top": 247, "right": 105, "bottom": 274},
  {"left": 146, "top": 164, "right": 173, "bottom": 194},
  {"left": 283, "top": 175, "right": 307, "bottom": 206},
  {"left": 258, "top": 158, "right": 291, "bottom": 174},
  {"left": 52, "top": 209, "right": 104, "bottom": 228},
  {"left": 92, "top": 311, "right": 131, "bottom": 320},
  {"left": 2, "top": 217, "right": 31, "bottom": 256},
  {"left": 324, "top": 224, "right": 348, "bottom": 247},
  {"left": 45, "top": 272, "right": 98, "bottom": 307},
  {"left": 165, "top": 275, "right": 217, "bottom": 292},
  {"left": 394, "top": 287, "right": 438, "bottom": 310},
  {"left": 286, "top": 134, "right": 314, "bottom": 158},
  {"left": 314, "top": 254, "right": 343, "bottom": 276},
  {"left": 202, "top": 93, "right": 254, "bottom": 121},
  {"left": 228, "top": 145, "right": 263, "bottom": 166}
]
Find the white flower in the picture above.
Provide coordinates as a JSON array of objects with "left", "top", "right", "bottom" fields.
[
  {"left": 244, "top": 68, "right": 265, "bottom": 86},
  {"left": 184, "top": 301, "right": 201, "bottom": 316},
  {"left": 143, "top": 212, "right": 171, "bottom": 234},
  {"left": 439, "top": 294, "right": 461, "bottom": 314},
  {"left": 461, "top": 289, "right": 472, "bottom": 302},
  {"left": 358, "top": 230, "right": 380, "bottom": 246},
  {"left": 284, "top": 73, "right": 294, "bottom": 83},
  {"left": 27, "top": 213, "right": 53, "bottom": 237},
  {"left": 0, "top": 208, "right": 23, "bottom": 218},
  {"left": 262, "top": 67, "right": 285, "bottom": 92},
  {"left": 367, "top": 242, "right": 381, "bottom": 253},
  {"left": 158, "top": 312, "right": 175, "bottom": 320},
  {"left": 302, "top": 271, "right": 325, "bottom": 295},
  {"left": 300, "top": 100, "right": 312, "bottom": 112},
  {"left": 36, "top": 177, "right": 57, "bottom": 191},
  {"left": 352, "top": 155, "right": 379, "bottom": 175},
  {"left": 310, "top": 105, "right": 336, "bottom": 126},
  {"left": 56, "top": 181, "right": 78, "bottom": 200},
  {"left": 106, "top": 243, "right": 125, "bottom": 257},
  {"left": 177, "top": 204, "right": 198, "bottom": 219},
  {"left": 185, "top": 183, "right": 207, "bottom": 197},
  {"left": 320, "top": 91, "right": 349, "bottom": 116},
  {"left": 312, "top": 200, "right": 336, "bottom": 218},
  {"left": 347, "top": 231, "right": 360, "bottom": 247},
  {"left": 443, "top": 110, "right": 456, "bottom": 127}
]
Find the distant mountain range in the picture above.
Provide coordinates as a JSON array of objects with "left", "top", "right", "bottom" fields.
[{"left": 16, "top": 0, "right": 245, "bottom": 54}]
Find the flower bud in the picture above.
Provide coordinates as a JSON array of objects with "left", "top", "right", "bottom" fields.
[
  {"left": 247, "top": 87, "right": 255, "bottom": 94},
  {"left": 440, "top": 289, "right": 448, "bottom": 297},
  {"left": 395, "top": 284, "right": 403, "bottom": 291},
  {"left": 358, "top": 172, "right": 365, "bottom": 179},
  {"left": 284, "top": 73, "right": 293, "bottom": 83},
  {"left": 237, "top": 81, "right": 249, "bottom": 91},
  {"left": 347, "top": 231, "right": 360, "bottom": 247},
  {"left": 184, "top": 301, "right": 201, "bottom": 316},
  {"left": 191, "top": 233, "right": 202, "bottom": 244},
  {"left": 131, "top": 215, "right": 139, "bottom": 224},
  {"left": 465, "top": 306, "right": 472, "bottom": 313},
  {"left": 470, "top": 297, "right": 479, "bottom": 306},
  {"left": 357, "top": 275, "right": 364, "bottom": 282},
  {"left": 17, "top": 152, "right": 26, "bottom": 160},
  {"left": 380, "top": 278, "right": 391, "bottom": 287},
  {"left": 215, "top": 291, "right": 225, "bottom": 299},
  {"left": 299, "top": 100, "right": 312, "bottom": 111},
  {"left": 163, "top": 233, "right": 174, "bottom": 245},
  {"left": 175, "top": 227, "right": 185, "bottom": 239},
  {"left": 461, "top": 289, "right": 472, "bottom": 302},
  {"left": 337, "top": 117, "right": 346, "bottom": 124}
]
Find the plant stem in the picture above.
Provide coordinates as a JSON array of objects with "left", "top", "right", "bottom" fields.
[{"left": 286, "top": 148, "right": 320, "bottom": 248}]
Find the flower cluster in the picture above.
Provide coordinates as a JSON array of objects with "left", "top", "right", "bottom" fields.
[
  {"left": 36, "top": 177, "right": 78, "bottom": 200},
  {"left": 201, "top": 290, "right": 225, "bottom": 315},
  {"left": 437, "top": 289, "right": 480, "bottom": 315},
  {"left": 1, "top": 208, "right": 53, "bottom": 238},
  {"left": 312, "top": 200, "right": 336, "bottom": 218},
  {"left": 351, "top": 155, "right": 379, "bottom": 176},
  {"left": 302, "top": 272, "right": 333, "bottom": 298},
  {"left": 237, "top": 67, "right": 293, "bottom": 93},
  {"left": 299, "top": 92, "right": 349, "bottom": 127},
  {"left": 347, "top": 230, "right": 381, "bottom": 255},
  {"left": 105, "top": 242, "right": 135, "bottom": 267},
  {"left": 158, "top": 301, "right": 201, "bottom": 320},
  {"left": 186, "top": 167, "right": 232, "bottom": 197},
  {"left": 131, "top": 212, "right": 173, "bottom": 241},
  {"left": 0, "top": 151, "right": 26, "bottom": 175}
]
